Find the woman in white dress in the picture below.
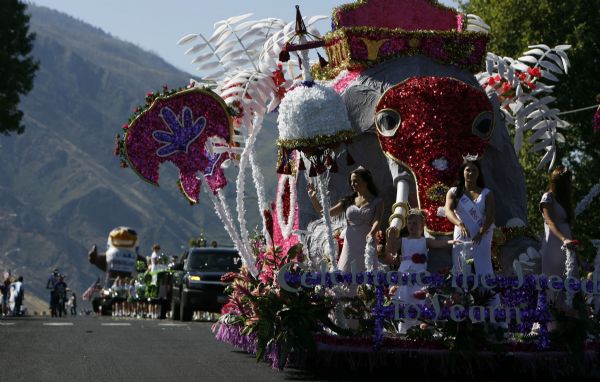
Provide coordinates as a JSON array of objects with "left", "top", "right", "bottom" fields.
[
  {"left": 444, "top": 159, "right": 496, "bottom": 276},
  {"left": 308, "top": 167, "right": 383, "bottom": 272},
  {"left": 540, "top": 167, "right": 575, "bottom": 313},
  {"left": 308, "top": 167, "right": 383, "bottom": 329}
]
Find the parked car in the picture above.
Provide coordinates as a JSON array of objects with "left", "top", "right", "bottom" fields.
[{"left": 170, "top": 247, "right": 241, "bottom": 321}]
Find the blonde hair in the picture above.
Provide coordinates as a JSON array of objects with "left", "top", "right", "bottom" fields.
[
  {"left": 407, "top": 208, "right": 425, "bottom": 219},
  {"left": 406, "top": 209, "right": 425, "bottom": 236}
]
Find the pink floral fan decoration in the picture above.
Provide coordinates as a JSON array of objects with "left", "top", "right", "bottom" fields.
[{"left": 116, "top": 87, "right": 233, "bottom": 204}]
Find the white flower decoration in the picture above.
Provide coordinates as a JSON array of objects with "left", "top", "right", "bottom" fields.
[
  {"left": 432, "top": 157, "right": 448, "bottom": 171},
  {"left": 277, "top": 81, "right": 352, "bottom": 141}
]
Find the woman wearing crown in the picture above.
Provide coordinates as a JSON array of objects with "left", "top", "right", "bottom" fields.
[{"left": 444, "top": 156, "right": 496, "bottom": 276}]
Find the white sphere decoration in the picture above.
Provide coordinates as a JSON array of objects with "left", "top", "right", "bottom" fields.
[{"left": 277, "top": 81, "right": 353, "bottom": 147}]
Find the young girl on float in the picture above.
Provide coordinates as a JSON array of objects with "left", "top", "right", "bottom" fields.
[{"left": 384, "top": 209, "right": 456, "bottom": 334}]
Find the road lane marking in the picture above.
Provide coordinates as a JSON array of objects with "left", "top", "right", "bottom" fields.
[
  {"left": 158, "top": 323, "right": 189, "bottom": 327},
  {"left": 0, "top": 322, "right": 15, "bottom": 326},
  {"left": 43, "top": 322, "right": 74, "bottom": 326},
  {"left": 101, "top": 323, "right": 131, "bottom": 326}
]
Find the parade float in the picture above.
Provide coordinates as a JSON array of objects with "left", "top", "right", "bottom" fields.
[
  {"left": 114, "top": 0, "right": 600, "bottom": 377},
  {"left": 87, "top": 227, "right": 172, "bottom": 317},
  {"left": 88, "top": 226, "right": 143, "bottom": 279}
]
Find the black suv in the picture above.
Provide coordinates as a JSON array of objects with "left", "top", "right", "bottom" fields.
[{"left": 170, "top": 247, "right": 241, "bottom": 321}]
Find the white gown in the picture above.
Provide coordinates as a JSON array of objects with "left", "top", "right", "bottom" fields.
[{"left": 450, "top": 187, "right": 495, "bottom": 276}]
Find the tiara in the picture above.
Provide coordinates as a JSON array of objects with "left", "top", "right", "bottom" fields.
[
  {"left": 407, "top": 208, "right": 425, "bottom": 217},
  {"left": 462, "top": 153, "right": 481, "bottom": 161}
]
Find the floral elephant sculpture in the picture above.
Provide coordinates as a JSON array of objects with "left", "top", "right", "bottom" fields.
[{"left": 296, "top": 0, "right": 538, "bottom": 272}]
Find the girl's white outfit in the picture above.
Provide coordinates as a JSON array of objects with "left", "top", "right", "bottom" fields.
[{"left": 395, "top": 237, "right": 428, "bottom": 334}]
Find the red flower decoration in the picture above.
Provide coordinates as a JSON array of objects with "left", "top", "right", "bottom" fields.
[
  {"left": 375, "top": 76, "right": 493, "bottom": 233},
  {"left": 501, "top": 81, "right": 512, "bottom": 94},
  {"left": 114, "top": 135, "right": 121, "bottom": 156},
  {"left": 413, "top": 290, "right": 427, "bottom": 300},
  {"left": 336, "top": 235, "right": 345, "bottom": 261},
  {"left": 564, "top": 239, "right": 581, "bottom": 250},
  {"left": 221, "top": 272, "right": 238, "bottom": 283},
  {"left": 263, "top": 209, "right": 274, "bottom": 242},
  {"left": 375, "top": 230, "right": 385, "bottom": 246},
  {"left": 411, "top": 253, "right": 427, "bottom": 264},
  {"left": 272, "top": 64, "right": 287, "bottom": 101},
  {"left": 527, "top": 67, "right": 542, "bottom": 78}
]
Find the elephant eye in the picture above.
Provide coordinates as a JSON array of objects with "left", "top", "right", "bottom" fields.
[
  {"left": 375, "top": 109, "right": 401, "bottom": 137},
  {"left": 472, "top": 111, "right": 494, "bottom": 139}
]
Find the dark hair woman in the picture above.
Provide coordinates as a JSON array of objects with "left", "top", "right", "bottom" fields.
[
  {"left": 307, "top": 167, "right": 383, "bottom": 273},
  {"left": 340, "top": 167, "right": 379, "bottom": 209},
  {"left": 539, "top": 167, "right": 575, "bottom": 314},
  {"left": 451, "top": 159, "right": 485, "bottom": 208},
  {"left": 444, "top": 158, "right": 496, "bottom": 276}
]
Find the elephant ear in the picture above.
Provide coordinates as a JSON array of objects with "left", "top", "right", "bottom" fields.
[
  {"left": 341, "top": 84, "right": 382, "bottom": 133},
  {"left": 117, "top": 87, "right": 232, "bottom": 204}
]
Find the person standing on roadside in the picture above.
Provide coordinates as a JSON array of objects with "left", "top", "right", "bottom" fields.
[
  {"left": 12, "top": 276, "right": 24, "bottom": 316},
  {"left": 46, "top": 269, "right": 60, "bottom": 313},
  {"left": 1, "top": 273, "right": 9, "bottom": 316},
  {"left": 149, "top": 244, "right": 161, "bottom": 273},
  {"left": 68, "top": 292, "right": 77, "bottom": 316},
  {"left": 52, "top": 275, "right": 67, "bottom": 317}
]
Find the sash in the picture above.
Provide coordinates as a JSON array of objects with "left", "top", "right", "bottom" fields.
[{"left": 455, "top": 191, "right": 485, "bottom": 239}]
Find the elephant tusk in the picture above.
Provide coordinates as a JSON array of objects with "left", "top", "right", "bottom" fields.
[{"left": 387, "top": 175, "right": 411, "bottom": 238}]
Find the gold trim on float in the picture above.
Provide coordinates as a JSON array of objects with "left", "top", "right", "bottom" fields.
[
  {"left": 388, "top": 212, "right": 407, "bottom": 228},
  {"left": 391, "top": 201, "right": 410, "bottom": 213}
]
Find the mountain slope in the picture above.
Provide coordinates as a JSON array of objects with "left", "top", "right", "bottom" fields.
[{"left": 0, "top": 5, "right": 277, "bottom": 304}]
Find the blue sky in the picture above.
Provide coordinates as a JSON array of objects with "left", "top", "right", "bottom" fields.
[{"left": 29, "top": 0, "right": 458, "bottom": 73}]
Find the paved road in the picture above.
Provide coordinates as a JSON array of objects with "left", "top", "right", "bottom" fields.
[
  {"left": 0, "top": 316, "right": 476, "bottom": 382},
  {"left": 0, "top": 315, "right": 322, "bottom": 382}
]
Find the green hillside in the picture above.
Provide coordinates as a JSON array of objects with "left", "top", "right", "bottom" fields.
[{"left": 0, "top": 5, "right": 277, "bottom": 303}]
